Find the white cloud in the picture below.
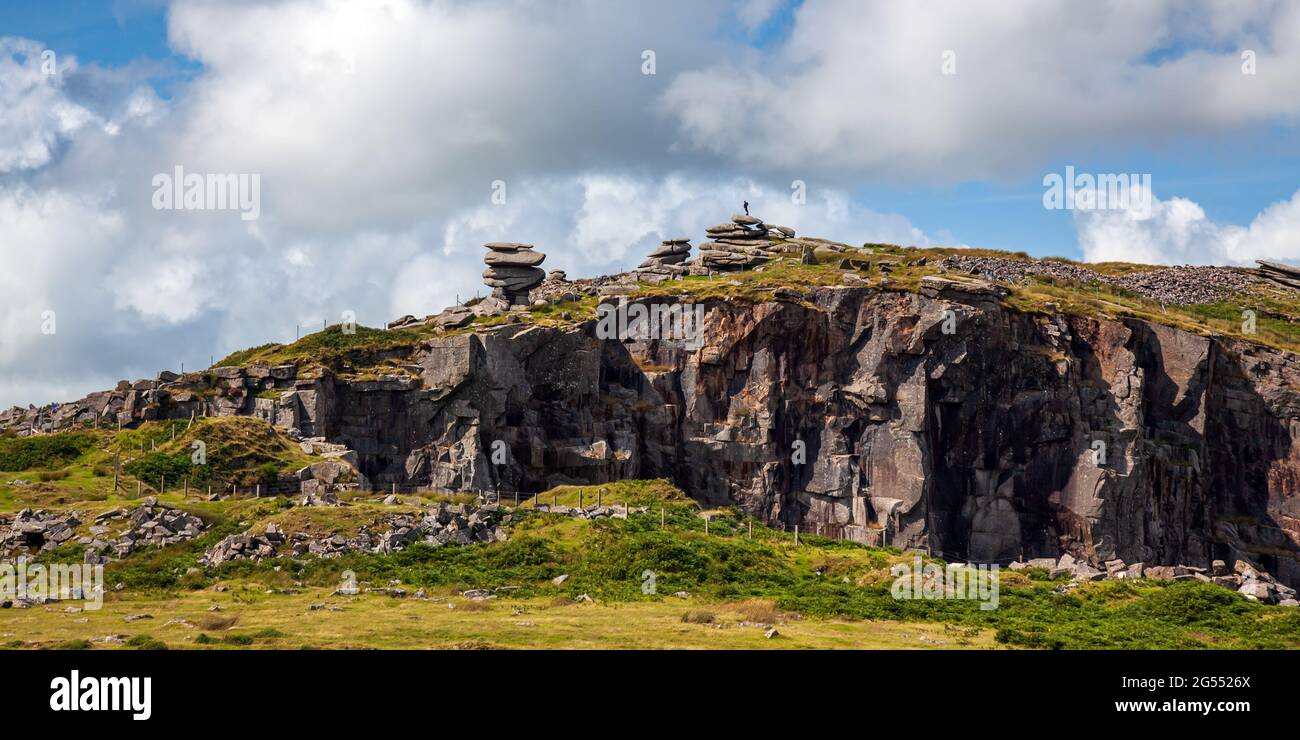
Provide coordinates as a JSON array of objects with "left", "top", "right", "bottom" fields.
[
  {"left": 1, "top": 0, "right": 1298, "bottom": 411},
  {"left": 1077, "top": 187, "right": 1300, "bottom": 266},
  {"left": 661, "top": 0, "right": 1300, "bottom": 183},
  {"left": 0, "top": 38, "right": 103, "bottom": 173}
]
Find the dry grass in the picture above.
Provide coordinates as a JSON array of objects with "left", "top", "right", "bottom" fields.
[
  {"left": 680, "top": 610, "right": 716, "bottom": 624},
  {"left": 731, "top": 599, "right": 783, "bottom": 624},
  {"left": 198, "top": 614, "right": 240, "bottom": 631}
]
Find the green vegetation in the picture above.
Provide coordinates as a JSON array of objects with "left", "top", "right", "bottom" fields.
[
  {"left": 0, "top": 432, "right": 95, "bottom": 471},
  {"left": 214, "top": 325, "right": 431, "bottom": 370},
  {"left": 120, "top": 417, "right": 319, "bottom": 489}
]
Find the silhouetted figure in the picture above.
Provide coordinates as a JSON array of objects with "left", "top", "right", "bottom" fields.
[{"left": 743, "top": 200, "right": 749, "bottom": 215}]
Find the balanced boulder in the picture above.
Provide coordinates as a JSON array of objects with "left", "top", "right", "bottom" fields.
[
  {"left": 483, "top": 243, "right": 546, "bottom": 304},
  {"left": 637, "top": 238, "right": 692, "bottom": 280}
]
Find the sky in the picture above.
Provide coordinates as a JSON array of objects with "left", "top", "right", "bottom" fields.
[{"left": 1, "top": 0, "right": 1300, "bottom": 408}]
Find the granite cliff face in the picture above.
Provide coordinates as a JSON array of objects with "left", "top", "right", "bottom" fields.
[{"left": 7, "top": 282, "right": 1300, "bottom": 584}]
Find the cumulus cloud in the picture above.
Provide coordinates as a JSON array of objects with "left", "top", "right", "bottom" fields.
[
  {"left": 1, "top": 0, "right": 1298, "bottom": 411},
  {"left": 1077, "top": 187, "right": 1300, "bottom": 266},
  {"left": 661, "top": 0, "right": 1300, "bottom": 183},
  {"left": 0, "top": 38, "right": 101, "bottom": 173}
]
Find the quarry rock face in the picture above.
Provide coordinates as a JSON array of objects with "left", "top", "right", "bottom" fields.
[{"left": 7, "top": 285, "right": 1300, "bottom": 586}]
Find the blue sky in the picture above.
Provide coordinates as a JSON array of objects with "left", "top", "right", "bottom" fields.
[
  {"left": 4, "top": 0, "right": 1299, "bottom": 257},
  {"left": 2, "top": 0, "right": 1300, "bottom": 407}
]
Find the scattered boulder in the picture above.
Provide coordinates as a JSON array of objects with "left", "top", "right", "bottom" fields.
[{"left": 201, "top": 500, "right": 510, "bottom": 566}]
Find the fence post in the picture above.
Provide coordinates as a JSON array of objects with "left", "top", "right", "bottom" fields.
[
  {"left": 704, "top": 516, "right": 709, "bottom": 535},
  {"left": 112, "top": 452, "right": 119, "bottom": 492},
  {"left": 597, "top": 489, "right": 602, "bottom": 508},
  {"left": 578, "top": 490, "right": 583, "bottom": 510},
  {"left": 748, "top": 520, "right": 752, "bottom": 540},
  {"left": 184, "top": 477, "right": 189, "bottom": 498},
  {"left": 660, "top": 506, "right": 665, "bottom": 529},
  {"left": 794, "top": 525, "right": 799, "bottom": 546}
]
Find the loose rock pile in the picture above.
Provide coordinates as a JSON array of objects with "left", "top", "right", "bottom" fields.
[
  {"left": 1009, "top": 554, "right": 1298, "bottom": 605},
  {"left": 85, "top": 499, "right": 208, "bottom": 563},
  {"left": 939, "top": 255, "right": 1259, "bottom": 305},
  {"left": 533, "top": 503, "right": 648, "bottom": 520},
  {"left": 637, "top": 238, "right": 692, "bottom": 280},
  {"left": 201, "top": 501, "right": 509, "bottom": 566},
  {"left": 699, "top": 214, "right": 795, "bottom": 272},
  {"left": 0, "top": 509, "right": 79, "bottom": 557},
  {"left": 483, "top": 242, "right": 546, "bottom": 306},
  {"left": 0, "top": 499, "right": 208, "bottom": 563}
]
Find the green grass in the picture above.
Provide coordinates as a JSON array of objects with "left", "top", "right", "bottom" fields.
[
  {"left": 117, "top": 417, "right": 321, "bottom": 489},
  {"left": 86, "top": 492, "right": 1292, "bottom": 650},
  {"left": 214, "top": 325, "right": 431, "bottom": 370},
  {"left": 0, "top": 432, "right": 96, "bottom": 471}
]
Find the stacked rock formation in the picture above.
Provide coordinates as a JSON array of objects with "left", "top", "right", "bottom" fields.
[
  {"left": 699, "top": 214, "right": 795, "bottom": 272},
  {"left": 483, "top": 242, "right": 546, "bottom": 305},
  {"left": 1255, "top": 260, "right": 1300, "bottom": 292},
  {"left": 637, "top": 238, "right": 692, "bottom": 278}
]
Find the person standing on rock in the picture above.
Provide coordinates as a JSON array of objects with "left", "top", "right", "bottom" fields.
[{"left": 743, "top": 200, "right": 749, "bottom": 215}]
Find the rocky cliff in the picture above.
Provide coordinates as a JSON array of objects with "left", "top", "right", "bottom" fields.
[{"left": 6, "top": 279, "right": 1300, "bottom": 585}]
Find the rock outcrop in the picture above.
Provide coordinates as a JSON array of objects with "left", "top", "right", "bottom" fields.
[
  {"left": 636, "top": 238, "right": 692, "bottom": 281},
  {"left": 482, "top": 242, "right": 546, "bottom": 306},
  {"left": 698, "top": 214, "right": 793, "bottom": 272},
  {"left": 7, "top": 274, "right": 1300, "bottom": 588}
]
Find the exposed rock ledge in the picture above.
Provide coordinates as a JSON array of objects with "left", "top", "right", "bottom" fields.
[{"left": 6, "top": 285, "right": 1300, "bottom": 587}]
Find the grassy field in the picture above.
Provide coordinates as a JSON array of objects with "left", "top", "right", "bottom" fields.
[
  {"left": 3, "top": 472, "right": 1299, "bottom": 649},
  {"left": 0, "top": 588, "right": 997, "bottom": 650}
]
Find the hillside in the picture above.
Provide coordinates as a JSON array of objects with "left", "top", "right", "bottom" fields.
[
  {"left": 3, "top": 216, "right": 1300, "bottom": 649},
  {"left": 2, "top": 477, "right": 1297, "bottom": 650}
]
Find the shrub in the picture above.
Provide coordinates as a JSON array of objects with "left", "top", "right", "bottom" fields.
[
  {"left": 0, "top": 433, "right": 94, "bottom": 471},
  {"left": 125, "top": 634, "right": 155, "bottom": 647}
]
